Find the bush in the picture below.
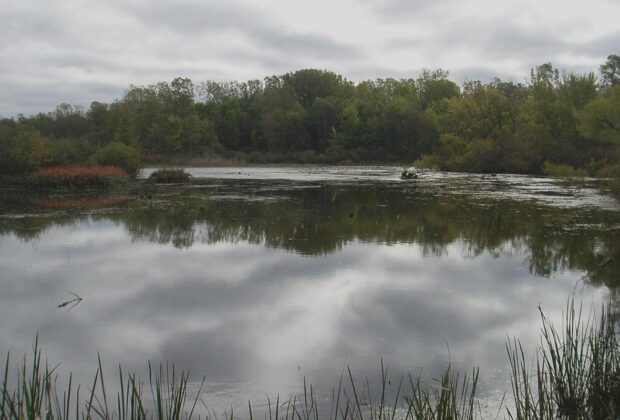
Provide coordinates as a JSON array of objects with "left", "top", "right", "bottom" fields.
[
  {"left": 29, "top": 165, "right": 130, "bottom": 188},
  {"left": 148, "top": 168, "right": 192, "bottom": 183},
  {"left": 0, "top": 126, "right": 52, "bottom": 174},
  {"left": 596, "top": 164, "right": 620, "bottom": 178},
  {"left": 47, "top": 138, "right": 91, "bottom": 166},
  {"left": 92, "top": 142, "right": 141, "bottom": 177},
  {"left": 461, "top": 138, "right": 502, "bottom": 173},
  {"left": 542, "top": 161, "right": 588, "bottom": 177},
  {"left": 295, "top": 150, "right": 322, "bottom": 164},
  {"left": 413, "top": 154, "right": 441, "bottom": 169},
  {"left": 596, "top": 164, "right": 620, "bottom": 198}
]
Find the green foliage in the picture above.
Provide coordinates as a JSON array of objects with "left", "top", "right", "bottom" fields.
[
  {"left": 0, "top": 124, "right": 52, "bottom": 174},
  {"left": 461, "top": 139, "right": 502, "bottom": 173},
  {"left": 406, "top": 366, "right": 479, "bottom": 420},
  {"left": 414, "top": 154, "right": 441, "bottom": 169},
  {"left": 0, "top": 338, "right": 205, "bottom": 420},
  {"left": 507, "top": 301, "right": 620, "bottom": 419},
  {"left": 600, "top": 54, "right": 620, "bottom": 88},
  {"left": 148, "top": 168, "right": 192, "bottom": 183},
  {"left": 2, "top": 57, "right": 620, "bottom": 174},
  {"left": 281, "top": 69, "right": 352, "bottom": 107},
  {"left": 596, "top": 164, "right": 620, "bottom": 178},
  {"left": 417, "top": 69, "right": 460, "bottom": 109},
  {"left": 579, "top": 85, "right": 620, "bottom": 146},
  {"left": 542, "top": 161, "right": 588, "bottom": 177},
  {"left": 47, "top": 138, "right": 91, "bottom": 166},
  {"left": 92, "top": 142, "right": 141, "bottom": 177}
]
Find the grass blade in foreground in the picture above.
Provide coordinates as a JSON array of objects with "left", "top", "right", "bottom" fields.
[{"left": 0, "top": 299, "right": 617, "bottom": 419}]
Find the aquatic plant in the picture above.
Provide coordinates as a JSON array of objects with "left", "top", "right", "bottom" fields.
[
  {"left": 506, "top": 301, "right": 619, "bottom": 419},
  {"left": 148, "top": 169, "right": 192, "bottom": 184},
  {"left": 0, "top": 337, "right": 205, "bottom": 420},
  {"left": 1, "top": 300, "right": 618, "bottom": 419}
]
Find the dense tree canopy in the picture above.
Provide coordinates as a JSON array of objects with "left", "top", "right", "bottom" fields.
[{"left": 1, "top": 57, "right": 619, "bottom": 177}]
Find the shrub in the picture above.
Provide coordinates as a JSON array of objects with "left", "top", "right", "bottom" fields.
[
  {"left": 413, "top": 154, "right": 441, "bottom": 169},
  {"left": 92, "top": 142, "right": 141, "bottom": 177},
  {"left": 596, "top": 164, "right": 620, "bottom": 178},
  {"left": 0, "top": 126, "right": 52, "bottom": 174},
  {"left": 47, "top": 138, "right": 91, "bottom": 166},
  {"left": 461, "top": 138, "right": 502, "bottom": 173},
  {"left": 542, "top": 161, "right": 588, "bottom": 177},
  {"left": 148, "top": 168, "right": 192, "bottom": 183},
  {"left": 29, "top": 165, "right": 130, "bottom": 188},
  {"left": 295, "top": 150, "right": 321, "bottom": 163}
]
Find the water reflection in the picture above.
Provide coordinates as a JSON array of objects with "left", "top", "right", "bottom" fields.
[
  {"left": 2, "top": 180, "right": 618, "bottom": 288},
  {"left": 0, "top": 174, "right": 618, "bottom": 415}
]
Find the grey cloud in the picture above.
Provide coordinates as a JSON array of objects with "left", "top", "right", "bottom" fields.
[
  {"left": 0, "top": 196, "right": 604, "bottom": 414},
  {"left": 118, "top": 0, "right": 262, "bottom": 35},
  {"left": 0, "top": 0, "right": 363, "bottom": 116},
  {"left": 159, "top": 328, "right": 256, "bottom": 380},
  {"left": 576, "top": 32, "right": 620, "bottom": 57},
  {"left": 121, "top": 0, "right": 360, "bottom": 59},
  {"left": 355, "top": 0, "right": 456, "bottom": 21},
  {"left": 451, "top": 67, "right": 513, "bottom": 83},
  {"left": 323, "top": 255, "right": 572, "bottom": 378},
  {"left": 0, "top": 0, "right": 616, "bottom": 116},
  {"left": 340, "top": 62, "right": 423, "bottom": 81},
  {"left": 444, "top": 18, "right": 616, "bottom": 67},
  {"left": 254, "top": 30, "right": 361, "bottom": 60},
  {"left": 0, "top": 82, "right": 126, "bottom": 117},
  {"left": 380, "top": 16, "right": 617, "bottom": 81}
]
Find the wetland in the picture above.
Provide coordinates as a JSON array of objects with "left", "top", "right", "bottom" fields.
[{"left": 0, "top": 166, "right": 619, "bottom": 416}]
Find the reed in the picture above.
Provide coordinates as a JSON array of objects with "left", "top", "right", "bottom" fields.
[
  {"left": 506, "top": 301, "right": 619, "bottom": 419},
  {"left": 1, "top": 300, "right": 618, "bottom": 419},
  {"left": 0, "top": 338, "right": 205, "bottom": 420}
]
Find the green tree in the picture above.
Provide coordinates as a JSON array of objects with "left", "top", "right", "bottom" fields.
[
  {"left": 0, "top": 124, "right": 52, "bottom": 174},
  {"left": 282, "top": 69, "right": 352, "bottom": 108},
  {"left": 91, "top": 142, "right": 141, "bottom": 176},
  {"left": 417, "top": 69, "right": 460, "bottom": 109},
  {"left": 579, "top": 85, "right": 620, "bottom": 146},
  {"left": 599, "top": 54, "right": 620, "bottom": 88},
  {"left": 87, "top": 101, "right": 110, "bottom": 148}
]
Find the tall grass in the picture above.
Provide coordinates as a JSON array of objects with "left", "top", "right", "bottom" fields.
[
  {"left": 0, "top": 337, "right": 205, "bottom": 420},
  {"left": 1, "top": 300, "right": 618, "bottom": 419},
  {"left": 506, "top": 301, "right": 619, "bottom": 419}
]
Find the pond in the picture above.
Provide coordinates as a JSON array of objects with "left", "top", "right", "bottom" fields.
[{"left": 0, "top": 166, "right": 618, "bottom": 416}]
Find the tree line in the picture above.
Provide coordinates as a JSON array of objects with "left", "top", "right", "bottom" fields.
[{"left": 1, "top": 55, "right": 619, "bottom": 176}]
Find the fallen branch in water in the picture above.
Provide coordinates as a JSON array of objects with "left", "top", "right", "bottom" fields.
[{"left": 57, "top": 291, "right": 83, "bottom": 311}]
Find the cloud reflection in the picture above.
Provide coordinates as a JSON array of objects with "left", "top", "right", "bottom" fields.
[{"left": 0, "top": 178, "right": 616, "bottom": 414}]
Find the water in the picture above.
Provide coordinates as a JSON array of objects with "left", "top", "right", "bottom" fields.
[{"left": 0, "top": 166, "right": 618, "bottom": 416}]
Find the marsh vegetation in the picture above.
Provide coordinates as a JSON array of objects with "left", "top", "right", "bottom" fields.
[{"left": 2, "top": 301, "right": 617, "bottom": 419}]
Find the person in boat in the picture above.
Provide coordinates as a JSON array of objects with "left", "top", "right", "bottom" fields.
[{"left": 401, "top": 168, "right": 419, "bottom": 179}]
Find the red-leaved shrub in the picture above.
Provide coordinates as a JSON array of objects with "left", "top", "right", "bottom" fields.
[{"left": 30, "top": 165, "right": 129, "bottom": 188}]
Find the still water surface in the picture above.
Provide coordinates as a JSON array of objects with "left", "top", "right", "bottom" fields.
[{"left": 0, "top": 166, "right": 619, "bottom": 415}]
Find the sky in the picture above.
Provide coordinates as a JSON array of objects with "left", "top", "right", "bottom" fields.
[{"left": 1, "top": 0, "right": 619, "bottom": 117}]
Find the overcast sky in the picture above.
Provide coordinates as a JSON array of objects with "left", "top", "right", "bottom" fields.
[{"left": 1, "top": 0, "right": 619, "bottom": 117}]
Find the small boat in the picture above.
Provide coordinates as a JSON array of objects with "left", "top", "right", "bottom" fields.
[{"left": 401, "top": 168, "right": 419, "bottom": 180}]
